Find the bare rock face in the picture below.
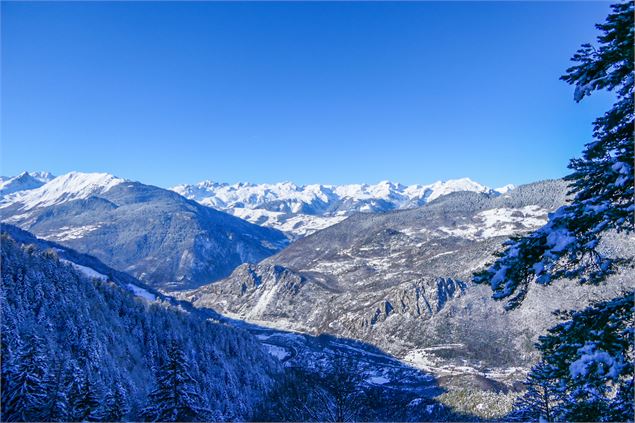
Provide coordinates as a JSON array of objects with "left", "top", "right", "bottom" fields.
[{"left": 181, "top": 179, "right": 633, "bottom": 371}]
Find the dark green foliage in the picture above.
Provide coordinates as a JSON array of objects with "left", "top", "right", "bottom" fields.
[
  {"left": 472, "top": 2, "right": 634, "bottom": 421},
  {"left": 512, "top": 294, "right": 633, "bottom": 422},
  {"left": 141, "top": 340, "right": 209, "bottom": 422},
  {"left": 473, "top": 0, "right": 634, "bottom": 307}
]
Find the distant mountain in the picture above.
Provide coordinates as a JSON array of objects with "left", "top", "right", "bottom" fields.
[
  {"left": 0, "top": 171, "right": 55, "bottom": 196},
  {"left": 172, "top": 178, "right": 513, "bottom": 237},
  {"left": 0, "top": 226, "right": 279, "bottom": 421},
  {"left": 181, "top": 179, "right": 633, "bottom": 373},
  {"left": 0, "top": 172, "right": 288, "bottom": 290}
]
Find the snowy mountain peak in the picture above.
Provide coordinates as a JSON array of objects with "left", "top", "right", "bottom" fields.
[
  {"left": 172, "top": 177, "right": 510, "bottom": 237},
  {"left": 495, "top": 184, "right": 516, "bottom": 194},
  {"left": 0, "top": 171, "right": 56, "bottom": 196},
  {"left": 1, "top": 171, "right": 126, "bottom": 210}
]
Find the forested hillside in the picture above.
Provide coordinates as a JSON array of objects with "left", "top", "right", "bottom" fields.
[{"left": 0, "top": 233, "right": 279, "bottom": 421}]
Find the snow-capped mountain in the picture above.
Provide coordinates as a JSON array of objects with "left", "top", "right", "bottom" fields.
[
  {"left": 0, "top": 171, "right": 54, "bottom": 196},
  {"left": 1, "top": 171, "right": 123, "bottom": 210},
  {"left": 180, "top": 179, "right": 633, "bottom": 374},
  {"left": 0, "top": 171, "right": 288, "bottom": 290},
  {"left": 172, "top": 178, "right": 514, "bottom": 237}
]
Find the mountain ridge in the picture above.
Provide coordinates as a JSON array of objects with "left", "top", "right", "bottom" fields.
[
  {"left": 0, "top": 172, "right": 289, "bottom": 290},
  {"left": 172, "top": 177, "right": 515, "bottom": 236},
  {"left": 180, "top": 179, "right": 633, "bottom": 373}
]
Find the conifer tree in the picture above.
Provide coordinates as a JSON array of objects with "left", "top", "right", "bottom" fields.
[
  {"left": 104, "top": 381, "right": 130, "bottom": 422},
  {"left": 67, "top": 366, "right": 102, "bottom": 422},
  {"left": 142, "top": 340, "right": 209, "bottom": 422},
  {"left": 2, "top": 333, "right": 49, "bottom": 422},
  {"left": 531, "top": 294, "right": 633, "bottom": 422},
  {"left": 509, "top": 363, "right": 559, "bottom": 421},
  {"left": 41, "top": 359, "right": 70, "bottom": 422},
  {"left": 473, "top": 2, "right": 634, "bottom": 420},
  {"left": 473, "top": 0, "right": 633, "bottom": 307}
]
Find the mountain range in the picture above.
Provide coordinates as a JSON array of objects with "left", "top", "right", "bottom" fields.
[
  {"left": 2, "top": 169, "right": 632, "bottom": 417},
  {"left": 179, "top": 179, "right": 633, "bottom": 376},
  {"left": 172, "top": 178, "right": 515, "bottom": 237},
  {"left": 0, "top": 172, "right": 288, "bottom": 290}
]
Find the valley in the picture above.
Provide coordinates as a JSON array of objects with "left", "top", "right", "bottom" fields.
[{"left": 1, "top": 170, "right": 632, "bottom": 420}]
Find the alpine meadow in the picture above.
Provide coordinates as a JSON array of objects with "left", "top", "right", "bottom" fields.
[{"left": 0, "top": 1, "right": 633, "bottom": 422}]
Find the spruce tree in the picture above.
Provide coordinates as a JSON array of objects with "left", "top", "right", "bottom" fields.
[
  {"left": 67, "top": 366, "right": 102, "bottom": 422},
  {"left": 103, "top": 381, "right": 129, "bottom": 422},
  {"left": 473, "top": 0, "right": 633, "bottom": 307},
  {"left": 508, "top": 363, "right": 559, "bottom": 421},
  {"left": 41, "top": 359, "right": 70, "bottom": 422},
  {"left": 142, "top": 340, "right": 209, "bottom": 422},
  {"left": 2, "top": 333, "right": 49, "bottom": 422},
  {"left": 473, "top": 1, "right": 634, "bottom": 420},
  {"left": 531, "top": 294, "right": 633, "bottom": 422}
]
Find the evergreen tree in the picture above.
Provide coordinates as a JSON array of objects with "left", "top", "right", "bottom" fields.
[
  {"left": 67, "top": 366, "right": 102, "bottom": 422},
  {"left": 142, "top": 340, "right": 209, "bottom": 422},
  {"left": 508, "top": 363, "right": 559, "bottom": 422},
  {"left": 473, "top": 0, "right": 633, "bottom": 308},
  {"left": 41, "top": 359, "right": 70, "bottom": 422},
  {"left": 532, "top": 294, "right": 633, "bottom": 422},
  {"left": 104, "top": 381, "right": 130, "bottom": 422},
  {"left": 473, "top": 2, "right": 634, "bottom": 421},
  {"left": 2, "top": 333, "right": 49, "bottom": 422}
]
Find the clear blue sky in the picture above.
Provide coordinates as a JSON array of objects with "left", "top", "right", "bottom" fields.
[{"left": 1, "top": 1, "right": 615, "bottom": 188}]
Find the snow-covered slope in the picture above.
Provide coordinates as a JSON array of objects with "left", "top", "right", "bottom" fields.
[
  {"left": 182, "top": 179, "right": 633, "bottom": 373},
  {"left": 172, "top": 178, "right": 511, "bottom": 237},
  {"left": 0, "top": 171, "right": 54, "bottom": 196},
  {"left": 0, "top": 172, "right": 289, "bottom": 290},
  {"left": 1, "top": 226, "right": 280, "bottom": 421},
  {"left": 1, "top": 171, "right": 124, "bottom": 210}
]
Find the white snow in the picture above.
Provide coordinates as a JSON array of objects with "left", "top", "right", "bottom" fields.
[
  {"left": 494, "top": 184, "right": 516, "bottom": 194},
  {"left": 0, "top": 171, "right": 55, "bottom": 196},
  {"left": 263, "top": 344, "right": 291, "bottom": 361},
  {"left": 249, "top": 281, "right": 279, "bottom": 318},
  {"left": 367, "top": 375, "right": 390, "bottom": 385},
  {"left": 1, "top": 172, "right": 125, "bottom": 210},
  {"left": 546, "top": 227, "right": 576, "bottom": 252},
  {"left": 47, "top": 224, "right": 102, "bottom": 241},
  {"left": 171, "top": 177, "right": 504, "bottom": 236},
  {"left": 428, "top": 250, "right": 456, "bottom": 260},
  {"left": 231, "top": 207, "right": 348, "bottom": 237},
  {"left": 438, "top": 206, "right": 547, "bottom": 240},
  {"left": 569, "top": 342, "right": 621, "bottom": 379},
  {"left": 60, "top": 259, "right": 108, "bottom": 281},
  {"left": 126, "top": 284, "right": 157, "bottom": 301}
]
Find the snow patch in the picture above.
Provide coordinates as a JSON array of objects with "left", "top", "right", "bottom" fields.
[
  {"left": 367, "top": 375, "right": 390, "bottom": 385},
  {"left": 263, "top": 344, "right": 291, "bottom": 361},
  {"left": 126, "top": 284, "right": 157, "bottom": 302},
  {"left": 48, "top": 224, "right": 102, "bottom": 241},
  {"left": 60, "top": 259, "right": 108, "bottom": 281}
]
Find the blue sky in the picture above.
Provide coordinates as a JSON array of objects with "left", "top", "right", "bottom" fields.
[{"left": 1, "top": 1, "right": 614, "bottom": 188}]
